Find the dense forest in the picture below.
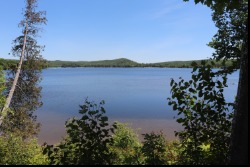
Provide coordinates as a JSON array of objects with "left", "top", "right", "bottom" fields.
[
  {"left": 0, "top": 0, "right": 248, "bottom": 165},
  {"left": 0, "top": 57, "right": 236, "bottom": 69}
]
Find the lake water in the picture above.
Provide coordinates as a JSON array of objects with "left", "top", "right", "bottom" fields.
[{"left": 36, "top": 68, "right": 239, "bottom": 144}]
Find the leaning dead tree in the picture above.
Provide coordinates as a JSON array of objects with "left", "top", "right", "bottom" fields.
[{"left": 0, "top": 0, "right": 46, "bottom": 126}]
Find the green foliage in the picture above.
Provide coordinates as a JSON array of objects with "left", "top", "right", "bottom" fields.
[
  {"left": 142, "top": 131, "right": 179, "bottom": 165},
  {"left": 50, "top": 58, "right": 139, "bottom": 68},
  {"left": 47, "top": 58, "right": 236, "bottom": 68},
  {"left": 0, "top": 133, "right": 49, "bottom": 165},
  {"left": 1, "top": 57, "right": 236, "bottom": 69},
  {"left": 184, "top": 0, "right": 247, "bottom": 74},
  {"left": 184, "top": 0, "right": 243, "bottom": 13},
  {"left": 0, "top": 59, "right": 18, "bottom": 70},
  {"left": 183, "top": 0, "right": 248, "bottom": 164},
  {"left": 168, "top": 61, "right": 233, "bottom": 165},
  {"left": 108, "top": 121, "right": 144, "bottom": 165},
  {"left": 43, "top": 99, "right": 116, "bottom": 165},
  {"left": 0, "top": 67, "right": 6, "bottom": 110},
  {"left": 1, "top": 0, "right": 47, "bottom": 139},
  {"left": 208, "top": 0, "right": 248, "bottom": 73},
  {"left": 43, "top": 100, "right": 182, "bottom": 165}
]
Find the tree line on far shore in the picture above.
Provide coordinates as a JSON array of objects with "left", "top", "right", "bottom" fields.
[{"left": 0, "top": 57, "right": 237, "bottom": 69}]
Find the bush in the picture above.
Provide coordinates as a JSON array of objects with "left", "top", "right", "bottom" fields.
[
  {"left": 0, "top": 133, "right": 49, "bottom": 165},
  {"left": 43, "top": 99, "right": 116, "bottom": 165},
  {"left": 108, "top": 121, "right": 144, "bottom": 165},
  {"left": 168, "top": 61, "right": 233, "bottom": 165},
  {"left": 42, "top": 99, "right": 182, "bottom": 165},
  {"left": 142, "top": 131, "right": 179, "bottom": 165}
]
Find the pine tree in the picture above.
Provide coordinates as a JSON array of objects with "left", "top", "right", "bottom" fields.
[{"left": 0, "top": 0, "right": 47, "bottom": 138}]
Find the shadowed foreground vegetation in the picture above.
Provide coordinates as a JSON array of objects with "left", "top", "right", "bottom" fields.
[{"left": 42, "top": 99, "right": 180, "bottom": 165}]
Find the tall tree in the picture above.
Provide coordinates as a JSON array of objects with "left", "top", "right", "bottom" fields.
[
  {"left": 184, "top": 0, "right": 248, "bottom": 164},
  {"left": 0, "top": 0, "right": 46, "bottom": 138},
  {"left": 230, "top": 19, "right": 248, "bottom": 165}
]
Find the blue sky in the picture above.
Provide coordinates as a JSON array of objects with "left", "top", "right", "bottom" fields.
[{"left": 0, "top": 0, "right": 217, "bottom": 63}]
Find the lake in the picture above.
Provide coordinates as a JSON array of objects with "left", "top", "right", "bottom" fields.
[{"left": 36, "top": 68, "right": 239, "bottom": 144}]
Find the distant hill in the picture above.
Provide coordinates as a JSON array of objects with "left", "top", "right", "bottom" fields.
[
  {"left": 48, "top": 58, "right": 235, "bottom": 68},
  {"left": 49, "top": 58, "right": 139, "bottom": 68},
  {"left": 0, "top": 57, "right": 236, "bottom": 69}
]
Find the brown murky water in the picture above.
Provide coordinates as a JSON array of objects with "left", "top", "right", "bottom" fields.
[{"left": 38, "top": 116, "right": 182, "bottom": 145}]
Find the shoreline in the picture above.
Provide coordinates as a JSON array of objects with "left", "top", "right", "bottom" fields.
[{"left": 37, "top": 118, "right": 183, "bottom": 145}]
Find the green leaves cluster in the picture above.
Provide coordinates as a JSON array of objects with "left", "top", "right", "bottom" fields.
[
  {"left": 208, "top": 0, "right": 248, "bottom": 73},
  {"left": 142, "top": 131, "right": 179, "bottom": 165},
  {"left": 184, "top": 0, "right": 243, "bottom": 13},
  {"left": 44, "top": 99, "right": 115, "bottom": 165},
  {"left": 0, "top": 134, "right": 49, "bottom": 165},
  {"left": 108, "top": 122, "right": 143, "bottom": 165},
  {"left": 0, "top": 67, "right": 5, "bottom": 110},
  {"left": 142, "top": 132, "right": 168, "bottom": 165},
  {"left": 0, "top": 59, "right": 17, "bottom": 70},
  {"left": 168, "top": 61, "right": 233, "bottom": 165},
  {"left": 43, "top": 99, "right": 180, "bottom": 165},
  {"left": 1, "top": 70, "right": 48, "bottom": 165},
  {"left": 183, "top": 0, "right": 248, "bottom": 164}
]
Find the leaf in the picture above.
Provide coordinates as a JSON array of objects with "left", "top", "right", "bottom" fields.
[
  {"left": 176, "top": 118, "right": 184, "bottom": 123},
  {"left": 198, "top": 90, "right": 203, "bottom": 97},
  {"left": 189, "top": 88, "right": 195, "bottom": 93},
  {"left": 170, "top": 79, "right": 174, "bottom": 86},
  {"left": 81, "top": 115, "right": 89, "bottom": 120},
  {"left": 100, "top": 116, "right": 108, "bottom": 122},
  {"left": 173, "top": 104, "right": 178, "bottom": 111}
]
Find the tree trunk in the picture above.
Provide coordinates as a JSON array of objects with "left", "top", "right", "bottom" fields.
[
  {"left": 0, "top": 22, "right": 28, "bottom": 126},
  {"left": 229, "top": 20, "right": 248, "bottom": 165}
]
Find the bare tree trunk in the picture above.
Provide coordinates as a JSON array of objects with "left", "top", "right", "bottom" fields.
[
  {"left": 0, "top": 22, "right": 28, "bottom": 126},
  {"left": 229, "top": 20, "right": 248, "bottom": 165}
]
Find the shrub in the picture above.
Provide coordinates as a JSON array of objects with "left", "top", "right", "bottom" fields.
[
  {"left": 108, "top": 121, "right": 144, "bottom": 165},
  {"left": 168, "top": 61, "right": 233, "bottom": 165},
  {"left": 43, "top": 99, "right": 116, "bottom": 165},
  {"left": 0, "top": 133, "right": 49, "bottom": 165},
  {"left": 142, "top": 131, "right": 179, "bottom": 165}
]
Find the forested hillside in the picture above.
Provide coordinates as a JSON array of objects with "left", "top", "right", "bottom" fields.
[{"left": 0, "top": 57, "right": 236, "bottom": 69}]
